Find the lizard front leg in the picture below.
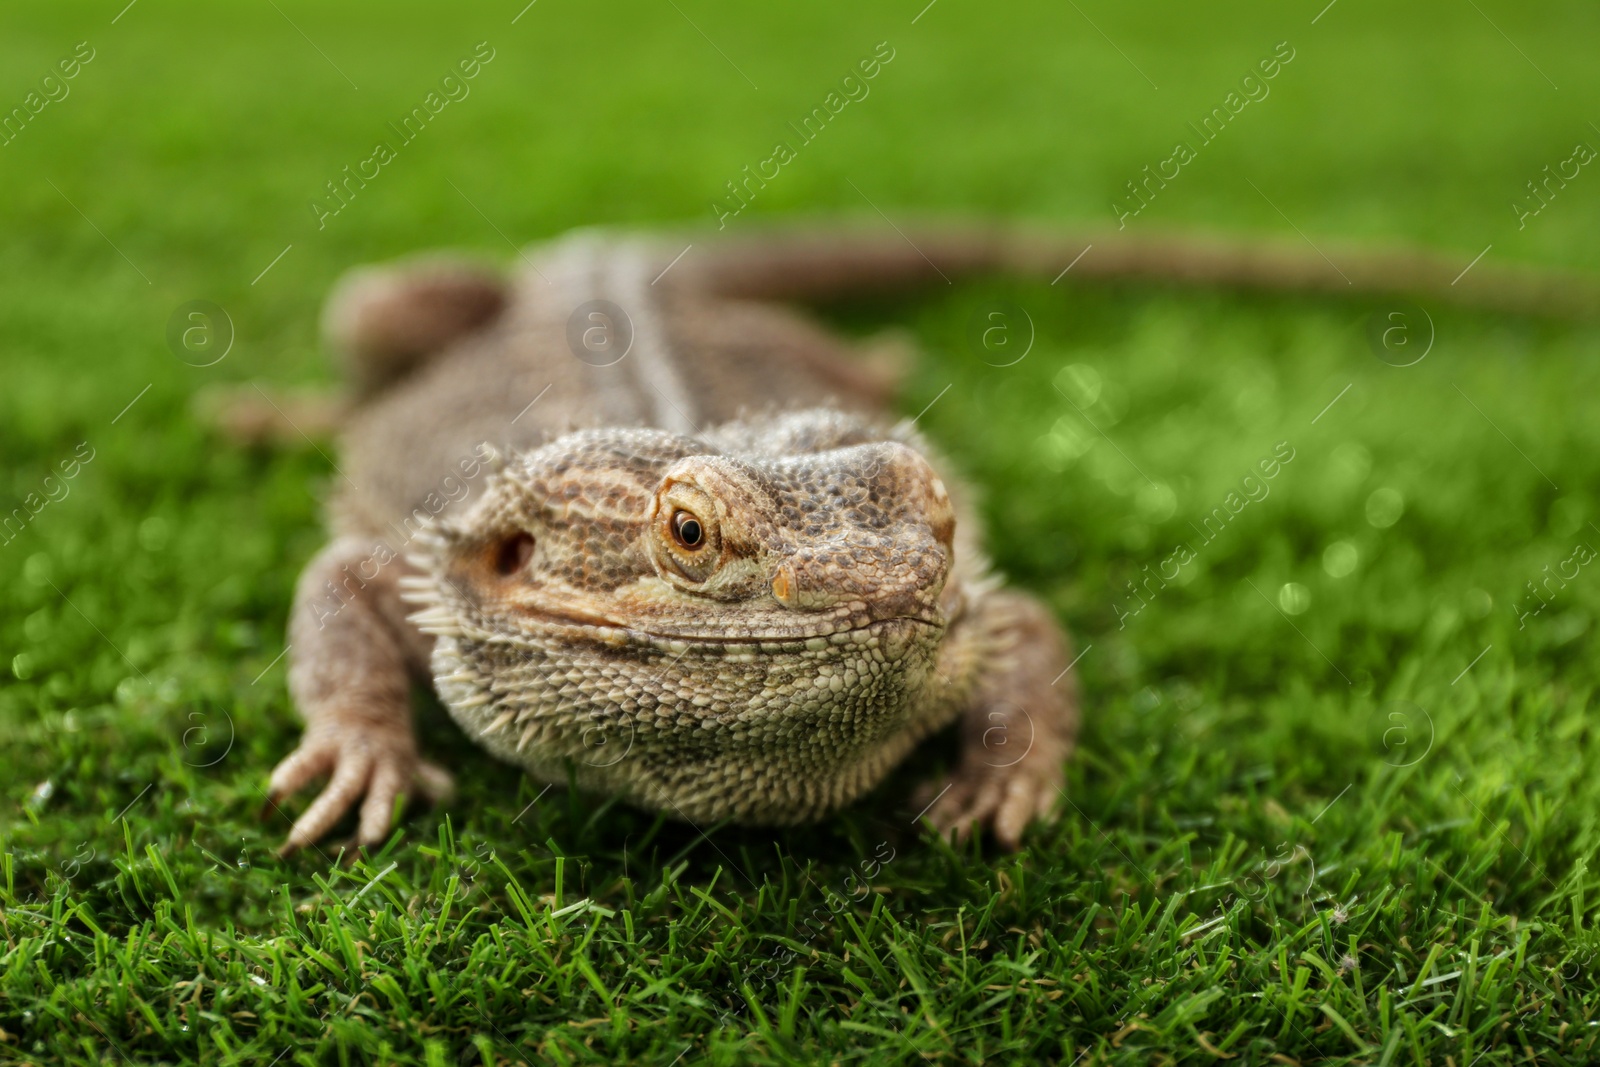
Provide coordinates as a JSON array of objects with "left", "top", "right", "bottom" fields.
[
  {"left": 922, "top": 589, "right": 1080, "bottom": 849},
  {"left": 268, "top": 537, "right": 453, "bottom": 853}
]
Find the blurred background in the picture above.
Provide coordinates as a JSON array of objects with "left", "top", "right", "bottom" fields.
[
  {"left": 2, "top": 0, "right": 1595, "bottom": 423},
  {"left": 3, "top": 1, "right": 1600, "bottom": 1062}
]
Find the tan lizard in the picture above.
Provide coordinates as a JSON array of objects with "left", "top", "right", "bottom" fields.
[{"left": 258, "top": 225, "right": 1595, "bottom": 854}]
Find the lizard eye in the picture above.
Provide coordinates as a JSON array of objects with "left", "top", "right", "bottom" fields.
[
  {"left": 671, "top": 510, "right": 704, "bottom": 550},
  {"left": 652, "top": 482, "right": 723, "bottom": 585},
  {"left": 494, "top": 532, "right": 535, "bottom": 575}
]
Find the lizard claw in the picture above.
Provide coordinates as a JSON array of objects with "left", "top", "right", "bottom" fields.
[
  {"left": 268, "top": 725, "right": 454, "bottom": 855},
  {"left": 916, "top": 755, "right": 1062, "bottom": 851}
]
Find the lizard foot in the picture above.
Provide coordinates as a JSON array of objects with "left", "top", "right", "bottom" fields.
[
  {"left": 915, "top": 753, "right": 1062, "bottom": 851},
  {"left": 267, "top": 723, "right": 454, "bottom": 855}
]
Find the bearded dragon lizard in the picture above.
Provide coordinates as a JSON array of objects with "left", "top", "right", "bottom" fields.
[{"left": 257, "top": 225, "right": 1594, "bottom": 853}]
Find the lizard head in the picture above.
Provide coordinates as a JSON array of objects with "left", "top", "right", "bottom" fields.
[{"left": 405, "top": 409, "right": 967, "bottom": 822}]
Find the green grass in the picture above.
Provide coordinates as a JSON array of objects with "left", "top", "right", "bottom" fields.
[{"left": 4, "top": 0, "right": 1600, "bottom": 1062}]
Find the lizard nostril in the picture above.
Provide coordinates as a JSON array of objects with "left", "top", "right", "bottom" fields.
[
  {"left": 493, "top": 532, "right": 535, "bottom": 576},
  {"left": 772, "top": 566, "right": 796, "bottom": 606}
]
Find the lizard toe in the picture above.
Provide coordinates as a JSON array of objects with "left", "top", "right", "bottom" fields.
[
  {"left": 275, "top": 739, "right": 451, "bottom": 854},
  {"left": 995, "top": 762, "right": 1064, "bottom": 850},
  {"left": 351, "top": 753, "right": 452, "bottom": 848},
  {"left": 414, "top": 760, "right": 456, "bottom": 804},
  {"left": 357, "top": 759, "right": 407, "bottom": 848},
  {"left": 923, "top": 775, "right": 985, "bottom": 843},
  {"left": 965, "top": 777, "right": 1007, "bottom": 838},
  {"left": 922, "top": 757, "right": 1063, "bottom": 849},
  {"left": 994, "top": 776, "right": 1038, "bottom": 851},
  {"left": 267, "top": 741, "right": 335, "bottom": 804},
  {"left": 279, "top": 746, "right": 374, "bottom": 855}
]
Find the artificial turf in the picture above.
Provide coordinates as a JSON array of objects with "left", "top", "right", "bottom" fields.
[{"left": 4, "top": 0, "right": 1600, "bottom": 1063}]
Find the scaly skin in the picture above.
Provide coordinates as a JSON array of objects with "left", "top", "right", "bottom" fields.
[
  {"left": 404, "top": 411, "right": 1048, "bottom": 827},
  {"left": 265, "top": 227, "right": 1083, "bottom": 853}
]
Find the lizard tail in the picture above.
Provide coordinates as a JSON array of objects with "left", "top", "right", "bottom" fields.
[
  {"left": 322, "top": 255, "right": 510, "bottom": 398},
  {"left": 683, "top": 223, "right": 1600, "bottom": 319}
]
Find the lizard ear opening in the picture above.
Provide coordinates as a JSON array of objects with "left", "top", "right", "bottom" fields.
[{"left": 494, "top": 532, "right": 535, "bottom": 576}]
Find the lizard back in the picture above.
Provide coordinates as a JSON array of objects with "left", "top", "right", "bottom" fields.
[{"left": 330, "top": 231, "right": 888, "bottom": 545}]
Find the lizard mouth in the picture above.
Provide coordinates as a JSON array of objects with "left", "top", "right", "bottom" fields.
[
  {"left": 508, "top": 603, "right": 943, "bottom": 647},
  {"left": 404, "top": 565, "right": 946, "bottom": 648}
]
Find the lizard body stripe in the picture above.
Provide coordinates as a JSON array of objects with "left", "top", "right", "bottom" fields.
[
  {"left": 546, "top": 232, "right": 649, "bottom": 428},
  {"left": 606, "top": 241, "right": 699, "bottom": 436},
  {"left": 545, "top": 233, "right": 699, "bottom": 436}
]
